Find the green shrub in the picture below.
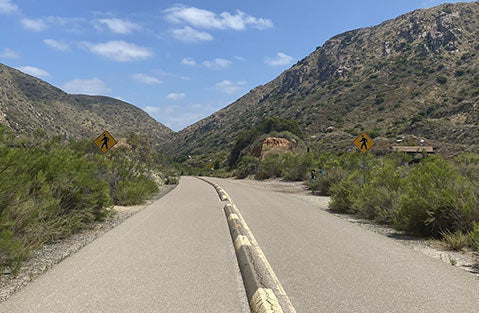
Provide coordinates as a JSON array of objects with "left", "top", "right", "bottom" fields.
[
  {"left": 282, "top": 153, "right": 314, "bottom": 181},
  {"left": 166, "top": 176, "right": 179, "bottom": 185},
  {"left": 116, "top": 176, "right": 158, "bottom": 206},
  {"left": 396, "top": 156, "right": 474, "bottom": 237},
  {"left": 235, "top": 156, "right": 258, "bottom": 179},
  {"left": 436, "top": 76, "right": 447, "bottom": 84},
  {"left": 329, "top": 170, "right": 361, "bottom": 213},
  {"left": 0, "top": 141, "right": 112, "bottom": 273},
  {"left": 352, "top": 158, "right": 404, "bottom": 223},
  {"left": 0, "top": 127, "right": 168, "bottom": 273},
  {"left": 441, "top": 230, "right": 470, "bottom": 251},
  {"left": 255, "top": 154, "right": 284, "bottom": 180},
  {"left": 470, "top": 222, "right": 479, "bottom": 252},
  {"left": 308, "top": 167, "right": 348, "bottom": 196}
]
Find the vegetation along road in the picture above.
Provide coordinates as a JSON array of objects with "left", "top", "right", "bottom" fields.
[{"left": 2, "top": 176, "right": 479, "bottom": 312}]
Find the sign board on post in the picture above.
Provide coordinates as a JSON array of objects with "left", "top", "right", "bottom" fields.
[
  {"left": 353, "top": 132, "right": 375, "bottom": 184},
  {"left": 353, "top": 132, "right": 375, "bottom": 153},
  {"left": 94, "top": 130, "right": 117, "bottom": 153}
]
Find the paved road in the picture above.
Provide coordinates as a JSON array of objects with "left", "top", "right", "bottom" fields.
[
  {"left": 0, "top": 177, "right": 249, "bottom": 313},
  {"left": 3, "top": 176, "right": 479, "bottom": 313},
  {"left": 207, "top": 177, "right": 479, "bottom": 313}
]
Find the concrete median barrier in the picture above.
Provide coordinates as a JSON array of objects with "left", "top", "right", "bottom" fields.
[{"left": 196, "top": 177, "right": 296, "bottom": 313}]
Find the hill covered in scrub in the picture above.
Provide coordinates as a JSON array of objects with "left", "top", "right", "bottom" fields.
[
  {"left": 0, "top": 64, "right": 173, "bottom": 144},
  {"left": 168, "top": 1, "right": 479, "bottom": 157}
]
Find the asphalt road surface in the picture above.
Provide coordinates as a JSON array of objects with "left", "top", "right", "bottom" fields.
[
  {"left": 2, "top": 176, "right": 479, "bottom": 312},
  {"left": 206, "top": 177, "right": 479, "bottom": 313},
  {"left": 0, "top": 177, "right": 249, "bottom": 313}
]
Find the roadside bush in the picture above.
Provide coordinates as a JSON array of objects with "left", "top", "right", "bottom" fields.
[
  {"left": 329, "top": 170, "right": 362, "bottom": 213},
  {"left": 308, "top": 167, "right": 348, "bottom": 196},
  {"left": 441, "top": 230, "right": 470, "bottom": 251},
  {"left": 395, "top": 156, "right": 474, "bottom": 237},
  {"left": 235, "top": 156, "right": 258, "bottom": 179},
  {"left": 470, "top": 222, "right": 479, "bottom": 252},
  {"left": 116, "top": 175, "right": 158, "bottom": 206},
  {"left": 352, "top": 158, "right": 405, "bottom": 223},
  {"left": 0, "top": 127, "right": 167, "bottom": 273},
  {"left": 282, "top": 153, "right": 314, "bottom": 181},
  {"left": 255, "top": 154, "right": 284, "bottom": 180},
  {"left": 0, "top": 141, "right": 112, "bottom": 273}
]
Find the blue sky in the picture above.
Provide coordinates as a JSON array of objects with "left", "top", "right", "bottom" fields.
[{"left": 0, "top": 0, "right": 472, "bottom": 131}]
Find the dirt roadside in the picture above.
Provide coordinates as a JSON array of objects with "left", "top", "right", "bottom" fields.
[
  {"left": 226, "top": 177, "right": 479, "bottom": 278},
  {"left": 0, "top": 184, "right": 177, "bottom": 302}
]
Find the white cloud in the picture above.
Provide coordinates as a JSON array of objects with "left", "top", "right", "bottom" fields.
[
  {"left": 44, "top": 39, "right": 69, "bottom": 51},
  {"left": 62, "top": 77, "right": 111, "bottom": 95},
  {"left": 235, "top": 56, "right": 245, "bottom": 61},
  {"left": 21, "top": 18, "right": 48, "bottom": 31},
  {"left": 181, "top": 57, "right": 196, "bottom": 66},
  {"left": 94, "top": 18, "right": 141, "bottom": 34},
  {"left": 20, "top": 16, "right": 86, "bottom": 33},
  {"left": 0, "top": 48, "right": 19, "bottom": 59},
  {"left": 81, "top": 40, "right": 153, "bottom": 62},
  {"left": 172, "top": 26, "right": 213, "bottom": 42},
  {"left": 17, "top": 66, "right": 51, "bottom": 78},
  {"left": 202, "top": 58, "right": 231, "bottom": 70},
  {"left": 265, "top": 52, "right": 294, "bottom": 66},
  {"left": 215, "top": 80, "right": 246, "bottom": 94},
  {"left": 166, "top": 92, "right": 186, "bottom": 100},
  {"left": 132, "top": 73, "right": 162, "bottom": 85},
  {"left": 0, "top": 0, "right": 18, "bottom": 14},
  {"left": 164, "top": 5, "right": 273, "bottom": 30}
]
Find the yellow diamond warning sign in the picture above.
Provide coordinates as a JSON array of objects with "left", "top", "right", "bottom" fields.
[
  {"left": 353, "top": 132, "right": 375, "bottom": 153},
  {"left": 94, "top": 130, "right": 117, "bottom": 153}
]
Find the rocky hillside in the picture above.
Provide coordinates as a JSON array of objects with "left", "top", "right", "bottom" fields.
[
  {"left": 0, "top": 64, "right": 173, "bottom": 144},
  {"left": 169, "top": 1, "right": 479, "bottom": 157}
]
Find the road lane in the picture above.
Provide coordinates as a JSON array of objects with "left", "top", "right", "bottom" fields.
[
  {"left": 207, "top": 177, "right": 479, "bottom": 313},
  {"left": 0, "top": 177, "right": 249, "bottom": 313}
]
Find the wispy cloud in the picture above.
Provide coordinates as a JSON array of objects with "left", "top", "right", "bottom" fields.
[
  {"left": 94, "top": 18, "right": 141, "bottom": 34},
  {"left": 16, "top": 66, "right": 51, "bottom": 78},
  {"left": 80, "top": 40, "right": 153, "bottom": 62},
  {"left": 181, "top": 57, "right": 196, "bottom": 66},
  {"left": 20, "top": 16, "right": 86, "bottom": 33},
  {"left": 164, "top": 5, "right": 273, "bottom": 30},
  {"left": 166, "top": 92, "right": 186, "bottom": 100},
  {"left": 171, "top": 26, "right": 213, "bottom": 42},
  {"left": 44, "top": 39, "right": 69, "bottom": 51},
  {"left": 265, "top": 52, "right": 294, "bottom": 66},
  {"left": 21, "top": 18, "right": 48, "bottom": 31},
  {"left": 0, "top": 48, "right": 19, "bottom": 59},
  {"left": 132, "top": 73, "right": 162, "bottom": 85},
  {"left": 62, "top": 77, "right": 111, "bottom": 95},
  {"left": 0, "top": 0, "right": 19, "bottom": 14},
  {"left": 202, "top": 58, "right": 231, "bottom": 70},
  {"left": 216, "top": 80, "right": 247, "bottom": 94}
]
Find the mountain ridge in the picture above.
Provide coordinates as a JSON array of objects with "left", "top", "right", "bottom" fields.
[
  {"left": 0, "top": 63, "right": 173, "bottom": 144},
  {"left": 167, "top": 1, "right": 479, "bottom": 157}
]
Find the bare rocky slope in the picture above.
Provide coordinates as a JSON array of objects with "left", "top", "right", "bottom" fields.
[
  {"left": 0, "top": 64, "right": 173, "bottom": 144},
  {"left": 168, "top": 1, "right": 479, "bottom": 157}
]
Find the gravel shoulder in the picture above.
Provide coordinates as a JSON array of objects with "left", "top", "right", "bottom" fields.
[
  {"left": 0, "top": 184, "right": 177, "bottom": 302},
  {"left": 224, "top": 177, "right": 479, "bottom": 278}
]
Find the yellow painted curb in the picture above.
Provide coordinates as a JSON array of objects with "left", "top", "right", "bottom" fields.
[
  {"left": 234, "top": 235, "right": 251, "bottom": 250},
  {"left": 227, "top": 213, "right": 240, "bottom": 221},
  {"left": 250, "top": 288, "right": 284, "bottom": 313}
]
